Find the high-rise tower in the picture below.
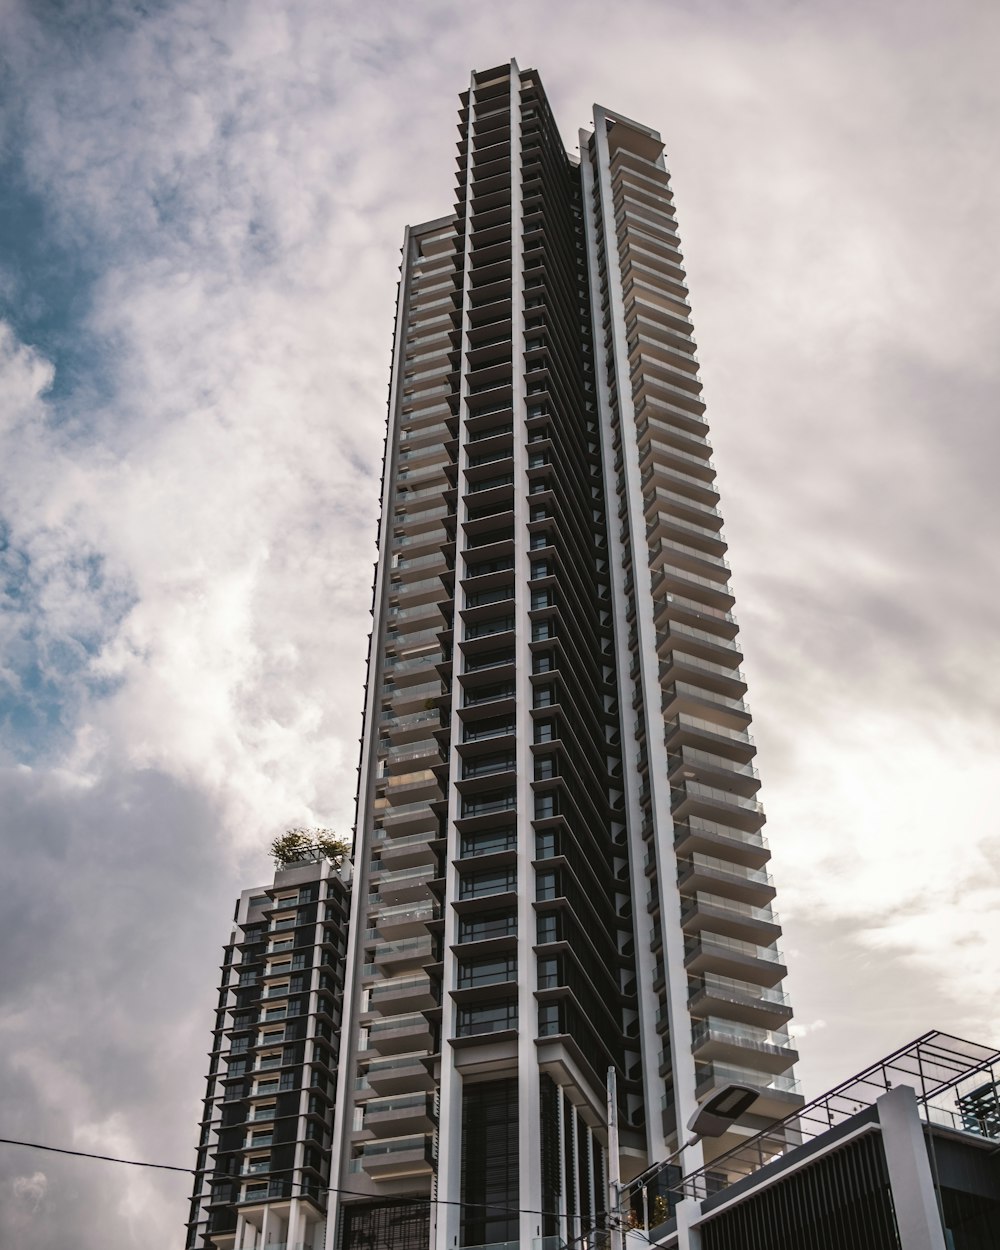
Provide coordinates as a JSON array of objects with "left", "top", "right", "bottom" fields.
[
  {"left": 325, "top": 59, "right": 799, "bottom": 1250},
  {"left": 186, "top": 849, "right": 351, "bottom": 1250}
]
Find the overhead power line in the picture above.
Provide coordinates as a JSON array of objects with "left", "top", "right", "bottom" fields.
[
  {"left": 0, "top": 1136, "right": 193, "bottom": 1174},
  {"left": 0, "top": 1134, "right": 657, "bottom": 1241}
]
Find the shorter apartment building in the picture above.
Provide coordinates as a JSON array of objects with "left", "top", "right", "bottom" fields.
[
  {"left": 632, "top": 1030, "right": 1000, "bottom": 1250},
  {"left": 185, "top": 848, "right": 351, "bottom": 1250}
]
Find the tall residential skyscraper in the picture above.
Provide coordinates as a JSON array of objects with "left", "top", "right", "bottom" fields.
[{"left": 324, "top": 60, "right": 801, "bottom": 1250}]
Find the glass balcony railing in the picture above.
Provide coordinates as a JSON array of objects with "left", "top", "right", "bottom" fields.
[
  {"left": 384, "top": 680, "right": 441, "bottom": 703},
  {"left": 362, "top": 1135, "right": 429, "bottom": 1159},
  {"left": 365, "top": 1093, "right": 429, "bottom": 1118},
  {"left": 387, "top": 603, "right": 445, "bottom": 623},
  {"left": 368, "top": 1014, "right": 429, "bottom": 1039},
  {"left": 684, "top": 853, "right": 772, "bottom": 884},
  {"left": 670, "top": 746, "right": 758, "bottom": 780},
  {"left": 378, "top": 708, "right": 441, "bottom": 730},
  {"left": 366, "top": 1053, "right": 431, "bottom": 1076},
  {"left": 379, "top": 800, "right": 438, "bottom": 824},
  {"left": 657, "top": 592, "right": 736, "bottom": 626},
  {"left": 375, "top": 937, "right": 435, "bottom": 961},
  {"left": 368, "top": 862, "right": 435, "bottom": 885},
  {"left": 687, "top": 931, "right": 783, "bottom": 964},
  {"left": 644, "top": 484, "right": 720, "bottom": 519},
  {"left": 690, "top": 973, "right": 790, "bottom": 1008},
  {"left": 390, "top": 575, "right": 446, "bottom": 600},
  {"left": 695, "top": 1060, "right": 800, "bottom": 1096},
  {"left": 672, "top": 780, "right": 763, "bottom": 815},
  {"left": 692, "top": 1016, "right": 792, "bottom": 1051},
  {"left": 391, "top": 509, "right": 449, "bottom": 533},
  {"left": 666, "top": 715, "right": 754, "bottom": 749},
  {"left": 690, "top": 892, "right": 776, "bottom": 924},
  {"left": 374, "top": 830, "right": 436, "bottom": 852},
  {"left": 669, "top": 683, "right": 748, "bottom": 716},
  {"left": 652, "top": 565, "right": 732, "bottom": 599},
  {"left": 663, "top": 651, "right": 744, "bottom": 684},
  {"left": 369, "top": 974, "right": 434, "bottom": 1003}
]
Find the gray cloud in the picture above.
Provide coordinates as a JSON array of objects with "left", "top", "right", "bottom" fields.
[{"left": 0, "top": 763, "right": 234, "bottom": 1249}]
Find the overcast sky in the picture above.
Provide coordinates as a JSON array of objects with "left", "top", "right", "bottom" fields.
[{"left": 0, "top": 1, "right": 998, "bottom": 1245}]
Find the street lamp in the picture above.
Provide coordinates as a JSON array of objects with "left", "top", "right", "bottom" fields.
[{"left": 615, "top": 1083, "right": 760, "bottom": 1238}]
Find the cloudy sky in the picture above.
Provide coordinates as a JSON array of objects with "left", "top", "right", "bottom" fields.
[{"left": 0, "top": 0, "right": 997, "bottom": 1244}]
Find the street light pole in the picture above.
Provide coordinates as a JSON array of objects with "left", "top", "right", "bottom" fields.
[
  {"left": 610, "top": 1082, "right": 761, "bottom": 1245},
  {"left": 607, "top": 1067, "right": 623, "bottom": 1250}
]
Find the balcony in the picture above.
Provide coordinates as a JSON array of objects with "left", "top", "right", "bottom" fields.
[
  {"left": 368, "top": 973, "right": 439, "bottom": 1013},
  {"left": 688, "top": 972, "right": 793, "bottom": 1029},
  {"left": 365, "top": 1012, "right": 434, "bottom": 1056},
  {"left": 683, "top": 932, "right": 786, "bottom": 986},
  {"left": 369, "top": 863, "right": 436, "bottom": 904},
  {"left": 365, "top": 1052, "right": 435, "bottom": 1095},
  {"left": 372, "top": 900, "right": 438, "bottom": 939},
  {"left": 693, "top": 1059, "right": 801, "bottom": 1121},
  {"left": 670, "top": 778, "right": 764, "bottom": 834},
  {"left": 652, "top": 565, "right": 734, "bottom": 613},
  {"left": 374, "top": 936, "right": 436, "bottom": 971},
  {"left": 380, "top": 767, "right": 440, "bottom": 805},
  {"left": 378, "top": 800, "right": 439, "bottom": 837},
  {"left": 680, "top": 892, "right": 781, "bottom": 945},
  {"left": 364, "top": 1093, "right": 436, "bottom": 1137},
  {"left": 383, "top": 679, "right": 443, "bottom": 716},
  {"left": 376, "top": 831, "right": 438, "bottom": 869},
  {"left": 661, "top": 681, "right": 750, "bottom": 734},
  {"left": 361, "top": 1133, "right": 434, "bottom": 1180},
  {"left": 677, "top": 852, "right": 775, "bottom": 904},
  {"left": 668, "top": 746, "right": 759, "bottom": 796},
  {"left": 659, "top": 650, "right": 746, "bottom": 700},
  {"left": 384, "top": 738, "right": 442, "bottom": 773},
  {"left": 380, "top": 708, "right": 443, "bottom": 742}
]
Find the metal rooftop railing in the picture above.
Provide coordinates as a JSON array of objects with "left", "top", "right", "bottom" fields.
[{"left": 676, "top": 1029, "right": 1000, "bottom": 1203}]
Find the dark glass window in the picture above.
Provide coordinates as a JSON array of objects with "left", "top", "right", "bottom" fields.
[
  {"left": 536, "top": 870, "right": 558, "bottom": 900},
  {"left": 459, "top": 910, "right": 517, "bottom": 943},
  {"left": 458, "top": 955, "right": 517, "bottom": 988},
  {"left": 457, "top": 1001, "right": 518, "bottom": 1037},
  {"left": 462, "top": 751, "right": 515, "bottom": 778},
  {"left": 537, "top": 956, "right": 561, "bottom": 988},
  {"left": 534, "top": 793, "right": 556, "bottom": 819},
  {"left": 461, "top": 789, "right": 516, "bottom": 818},
  {"left": 535, "top": 830, "right": 558, "bottom": 859},
  {"left": 534, "top": 755, "right": 555, "bottom": 780},
  {"left": 459, "top": 867, "right": 517, "bottom": 899},
  {"left": 539, "top": 1002, "right": 562, "bottom": 1036},
  {"left": 460, "top": 828, "right": 516, "bottom": 858}
]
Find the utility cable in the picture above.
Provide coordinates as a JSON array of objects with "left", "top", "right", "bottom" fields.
[
  {"left": 0, "top": 1135, "right": 666, "bottom": 1238},
  {"left": 0, "top": 1136, "right": 193, "bottom": 1174},
  {"left": 0, "top": 1136, "right": 590, "bottom": 1221}
]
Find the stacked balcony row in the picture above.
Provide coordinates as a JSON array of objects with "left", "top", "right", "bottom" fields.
[{"left": 604, "top": 133, "right": 798, "bottom": 1124}]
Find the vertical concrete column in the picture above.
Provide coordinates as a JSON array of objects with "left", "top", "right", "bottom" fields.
[
  {"left": 877, "top": 1085, "right": 947, "bottom": 1250},
  {"left": 674, "top": 1196, "right": 703, "bottom": 1250},
  {"left": 286, "top": 1200, "right": 302, "bottom": 1249}
]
